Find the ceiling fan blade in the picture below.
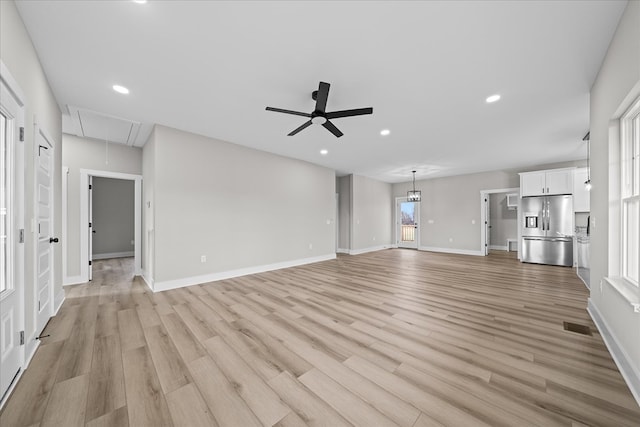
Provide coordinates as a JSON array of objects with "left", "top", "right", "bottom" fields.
[
  {"left": 322, "top": 120, "right": 343, "bottom": 138},
  {"left": 315, "top": 82, "right": 330, "bottom": 113},
  {"left": 325, "top": 107, "right": 373, "bottom": 119},
  {"left": 266, "top": 107, "right": 311, "bottom": 118},
  {"left": 288, "top": 120, "right": 313, "bottom": 136}
]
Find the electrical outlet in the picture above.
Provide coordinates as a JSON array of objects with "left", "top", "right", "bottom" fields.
[
  {"left": 201, "top": 255, "right": 206, "bottom": 263},
  {"left": 449, "top": 238, "right": 453, "bottom": 242},
  {"left": 131, "top": 240, "right": 134, "bottom": 245},
  {"left": 308, "top": 243, "right": 313, "bottom": 250},
  {"left": 373, "top": 236, "right": 376, "bottom": 241}
]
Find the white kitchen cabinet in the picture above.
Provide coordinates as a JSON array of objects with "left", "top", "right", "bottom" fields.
[
  {"left": 520, "top": 168, "right": 574, "bottom": 196},
  {"left": 573, "top": 168, "right": 590, "bottom": 212}
]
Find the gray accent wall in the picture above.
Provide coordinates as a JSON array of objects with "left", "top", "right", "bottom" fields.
[
  {"left": 144, "top": 125, "right": 336, "bottom": 286},
  {"left": 91, "top": 177, "right": 135, "bottom": 257},
  {"left": 392, "top": 170, "right": 518, "bottom": 252},
  {"left": 337, "top": 175, "right": 351, "bottom": 251},
  {"left": 62, "top": 134, "right": 142, "bottom": 277},
  {"left": 350, "top": 175, "right": 393, "bottom": 251}
]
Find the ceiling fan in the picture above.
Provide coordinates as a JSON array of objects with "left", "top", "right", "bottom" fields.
[{"left": 266, "top": 81, "right": 373, "bottom": 138}]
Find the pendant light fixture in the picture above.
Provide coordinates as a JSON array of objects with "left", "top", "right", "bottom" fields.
[
  {"left": 583, "top": 132, "right": 591, "bottom": 191},
  {"left": 407, "top": 170, "right": 421, "bottom": 202}
]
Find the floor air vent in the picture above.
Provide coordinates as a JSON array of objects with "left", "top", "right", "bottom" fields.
[{"left": 563, "top": 321, "right": 592, "bottom": 336}]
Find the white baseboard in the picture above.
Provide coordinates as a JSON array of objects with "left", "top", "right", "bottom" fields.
[
  {"left": 348, "top": 245, "right": 391, "bottom": 255},
  {"left": 337, "top": 248, "right": 350, "bottom": 254},
  {"left": 92, "top": 251, "right": 134, "bottom": 260},
  {"left": 63, "top": 275, "right": 85, "bottom": 286},
  {"left": 141, "top": 269, "right": 154, "bottom": 291},
  {"left": 53, "top": 291, "right": 65, "bottom": 315},
  {"left": 419, "top": 246, "right": 484, "bottom": 256},
  {"left": 588, "top": 298, "right": 640, "bottom": 406},
  {"left": 152, "top": 253, "right": 336, "bottom": 293},
  {"left": 489, "top": 245, "right": 508, "bottom": 251}
]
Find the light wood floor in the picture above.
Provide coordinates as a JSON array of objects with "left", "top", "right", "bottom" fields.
[{"left": 1, "top": 250, "right": 639, "bottom": 426}]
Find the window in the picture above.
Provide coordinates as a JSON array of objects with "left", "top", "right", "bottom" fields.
[{"left": 620, "top": 97, "right": 640, "bottom": 286}]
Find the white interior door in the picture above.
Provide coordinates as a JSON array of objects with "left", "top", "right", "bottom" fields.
[
  {"left": 88, "top": 176, "right": 93, "bottom": 281},
  {"left": 35, "top": 128, "right": 55, "bottom": 335},
  {"left": 397, "top": 199, "right": 419, "bottom": 249},
  {"left": 0, "top": 70, "right": 25, "bottom": 402}
]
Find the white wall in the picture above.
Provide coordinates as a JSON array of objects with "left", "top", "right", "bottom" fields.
[
  {"left": 0, "top": 1, "right": 64, "bottom": 358},
  {"left": 0, "top": 0, "right": 62, "bottom": 351},
  {"left": 91, "top": 177, "right": 134, "bottom": 257},
  {"left": 62, "top": 134, "right": 142, "bottom": 280},
  {"left": 589, "top": 0, "right": 640, "bottom": 402},
  {"left": 145, "top": 125, "right": 336, "bottom": 290}
]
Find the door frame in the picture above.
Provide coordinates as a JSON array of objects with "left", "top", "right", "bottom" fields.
[
  {"left": 480, "top": 187, "right": 519, "bottom": 256},
  {"left": 395, "top": 196, "right": 420, "bottom": 249},
  {"left": 79, "top": 169, "right": 142, "bottom": 282},
  {"left": 32, "top": 123, "right": 55, "bottom": 336},
  {"left": 0, "top": 60, "right": 26, "bottom": 409}
]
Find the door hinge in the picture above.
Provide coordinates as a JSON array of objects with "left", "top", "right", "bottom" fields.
[
  {"left": 89, "top": 184, "right": 92, "bottom": 190},
  {"left": 89, "top": 260, "right": 92, "bottom": 266},
  {"left": 89, "top": 222, "right": 92, "bottom": 228},
  {"left": 19, "top": 331, "right": 24, "bottom": 346},
  {"left": 38, "top": 300, "right": 41, "bottom": 311},
  {"left": 19, "top": 127, "right": 24, "bottom": 141},
  {"left": 19, "top": 229, "right": 24, "bottom": 243}
]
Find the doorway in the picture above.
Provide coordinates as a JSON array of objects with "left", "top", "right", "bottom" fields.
[
  {"left": 396, "top": 198, "right": 420, "bottom": 249},
  {"left": 480, "top": 188, "right": 519, "bottom": 256},
  {"left": 79, "top": 169, "right": 141, "bottom": 283}
]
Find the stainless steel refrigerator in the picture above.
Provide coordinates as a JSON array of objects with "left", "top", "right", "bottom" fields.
[{"left": 521, "top": 194, "right": 573, "bottom": 266}]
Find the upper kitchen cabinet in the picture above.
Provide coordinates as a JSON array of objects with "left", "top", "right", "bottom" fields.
[
  {"left": 520, "top": 168, "right": 574, "bottom": 196},
  {"left": 573, "top": 168, "right": 590, "bottom": 212}
]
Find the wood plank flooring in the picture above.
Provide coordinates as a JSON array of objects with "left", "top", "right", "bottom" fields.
[{"left": 1, "top": 250, "right": 639, "bottom": 426}]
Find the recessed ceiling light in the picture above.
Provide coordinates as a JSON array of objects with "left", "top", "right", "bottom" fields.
[
  {"left": 486, "top": 94, "right": 501, "bottom": 103},
  {"left": 320, "top": 149, "right": 328, "bottom": 155},
  {"left": 112, "top": 85, "right": 129, "bottom": 95},
  {"left": 132, "top": 0, "right": 147, "bottom": 4},
  {"left": 380, "top": 129, "right": 390, "bottom": 136}
]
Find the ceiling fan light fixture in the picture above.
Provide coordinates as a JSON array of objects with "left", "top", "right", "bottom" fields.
[
  {"left": 407, "top": 170, "right": 422, "bottom": 202},
  {"left": 311, "top": 116, "right": 327, "bottom": 125}
]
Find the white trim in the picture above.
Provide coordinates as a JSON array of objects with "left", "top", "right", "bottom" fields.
[
  {"left": 152, "top": 254, "right": 336, "bottom": 292},
  {"left": 489, "top": 245, "right": 508, "bottom": 251},
  {"left": 395, "top": 196, "right": 420, "bottom": 249},
  {"left": 348, "top": 245, "right": 391, "bottom": 255},
  {"left": 337, "top": 248, "right": 349, "bottom": 254},
  {"left": 93, "top": 251, "right": 134, "bottom": 260},
  {"left": 588, "top": 299, "right": 640, "bottom": 406},
  {"left": 603, "top": 276, "right": 640, "bottom": 312},
  {"left": 63, "top": 275, "right": 84, "bottom": 287},
  {"left": 79, "top": 169, "right": 142, "bottom": 282},
  {"left": 32, "top": 124, "right": 55, "bottom": 337},
  {"left": 62, "top": 166, "right": 69, "bottom": 283},
  {"left": 53, "top": 292, "right": 65, "bottom": 315},
  {"left": 419, "top": 246, "right": 484, "bottom": 256},
  {"left": 0, "top": 60, "right": 26, "bottom": 406},
  {"left": 141, "top": 269, "right": 154, "bottom": 290}
]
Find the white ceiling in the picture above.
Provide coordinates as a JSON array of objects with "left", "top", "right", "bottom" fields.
[{"left": 15, "top": 0, "right": 626, "bottom": 183}]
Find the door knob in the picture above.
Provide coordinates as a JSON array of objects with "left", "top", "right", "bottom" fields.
[{"left": 49, "top": 237, "right": 59, "bottom": 243}]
